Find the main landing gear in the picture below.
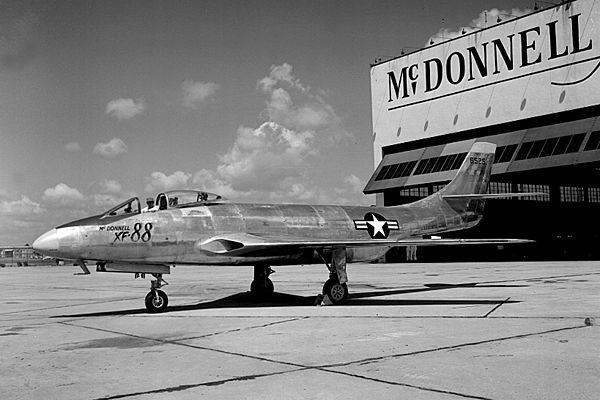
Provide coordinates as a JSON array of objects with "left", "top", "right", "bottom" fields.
[
  {"left": 145, "top": 273, "right": 169, "bottom": 313},
  {"left": 248, "top": 248, "right": 350, "bottom": 305},
  {"left": 320, "top": 247, "right": 349, "bottom": 304},
  {"left": 250, "top": 263, "right": 275, "bottom": 299}
]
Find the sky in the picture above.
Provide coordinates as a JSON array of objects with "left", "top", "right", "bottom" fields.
[{"left": 0, "top": 0, "right": 534, "bottom": 245}]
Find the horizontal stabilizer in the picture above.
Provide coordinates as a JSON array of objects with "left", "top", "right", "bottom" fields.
[
  {"left": 443, "top": 192, "right": 549, "bottom": 200},
  {"left": 398, "top": 238, "right": 534, "bottom": 246}
]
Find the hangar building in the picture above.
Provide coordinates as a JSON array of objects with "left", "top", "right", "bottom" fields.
[{"left": 365, "top": 0, "right": 600, "bottom": 260}]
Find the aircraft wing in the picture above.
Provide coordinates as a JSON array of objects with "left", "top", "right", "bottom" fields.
[{"left": 198, "top": 233, "right": 532, "bottom": 256}]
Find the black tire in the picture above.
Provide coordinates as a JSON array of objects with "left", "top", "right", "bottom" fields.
[
  {"left": 145, "top": 290, "right": 168, "bottom": 313},
  {"left": 322, "top": 279, "right": 348, "bottom": 304},
  {"left": 250, "top": 278, "right": 274, "bottom": 299}
]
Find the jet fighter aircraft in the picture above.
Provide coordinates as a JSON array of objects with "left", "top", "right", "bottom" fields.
[{"left": 33, "top": 142, "right": 532, "bottom": 312}]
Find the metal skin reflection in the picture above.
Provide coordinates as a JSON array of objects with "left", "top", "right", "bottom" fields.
[{"left": 33, "top": 142, "right": 531, "bottom": 312}]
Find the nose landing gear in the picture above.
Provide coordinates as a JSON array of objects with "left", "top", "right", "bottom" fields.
[{"left": 145, "top": 274, "right": 169, "bottom": 313}]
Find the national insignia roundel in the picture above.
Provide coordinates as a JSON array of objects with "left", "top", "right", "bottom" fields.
[{"left": 353, "top": 212, "right": 399, "bottom": 239}]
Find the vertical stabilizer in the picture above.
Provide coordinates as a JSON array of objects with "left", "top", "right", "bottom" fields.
[
  {"left": 405, "top": 142, "right": 496, "bottom": 228},
  {"left": 437, "top": 142, "right": 495, "bottom": 224},
  {"left": 438, "top": 142, "right": 496, "bottom": 197}
]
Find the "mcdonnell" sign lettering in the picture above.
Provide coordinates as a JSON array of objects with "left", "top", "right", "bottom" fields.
[{"left": 387, "top": 14, "right": 593, "bottom": 105}]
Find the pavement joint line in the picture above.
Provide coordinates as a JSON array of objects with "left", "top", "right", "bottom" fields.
[
  {"left": 57, "top": 321, "right": 498, "bottom": 400},
  {"left": 88, "top": 365, "right": 492, "bottom": 400},
  {"left": 57, "top": 321, "right": 592, "bottom": 400},
  {"left": 320, "top": 324, "right": 588, "bottom": 368},
  {"left": 0, "top": 297, "right": 142, "bottom": 316},
  {"left": 482, "top": 297, "right": 511, "bottom": 318},
  {"left": 477, "top": 272, "right": 600, "bottom": 285},
  {"left": 175, "top": 316, "right": 309, "bottom": 341},
  {"left": 318, "top": 368, "right": 494, "bottom": 400},
  {"left": 58, "top": 321, "right": 312, "bottom": 369},
  {"left": 88, "top": 369, "right": 306, "bottom": 400}
]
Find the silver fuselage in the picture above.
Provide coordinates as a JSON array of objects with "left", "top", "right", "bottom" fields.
[{"left": 37, "top": 199, "right": 477, "bottom": 266}]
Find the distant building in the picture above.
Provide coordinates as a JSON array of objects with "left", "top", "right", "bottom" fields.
[
  {"left": 0, "top": 246, "right": 42, "bottom": 265},
  {"left": 365, "top": 0, "right": 600, "bottom": 260}
]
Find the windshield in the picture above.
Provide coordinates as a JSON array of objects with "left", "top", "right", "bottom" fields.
[{"left": 101, "top": 197, "right": 141, "bottom": 218}]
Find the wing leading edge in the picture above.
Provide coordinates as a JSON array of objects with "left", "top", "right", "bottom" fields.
[{"left": 198, "top": 233, "right": 532, "bottom": 256}]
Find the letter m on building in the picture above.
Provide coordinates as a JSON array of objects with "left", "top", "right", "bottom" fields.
[{"left": 388, "top": 67, "right": 411, "bottom": 102}]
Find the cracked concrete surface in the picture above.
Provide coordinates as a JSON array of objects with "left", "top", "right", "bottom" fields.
[{"left": 1, "top": 261, "right": 599, "bottom": 399}]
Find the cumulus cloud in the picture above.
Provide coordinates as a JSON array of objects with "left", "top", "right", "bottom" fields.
[
  {"left": 145, "top": 171, "right": 191, "bottom": 193},
  {"left": 190, "top": 63, "right": 354, "bottom": 203},
  {"left": 259, "top": 63, "right": 348, "bottom": 143},
  {"left": 105, "top": 98, "right": 146, "bottom": 120},
  {"left": 181, "top": 80, "right": 219, "bottom": 108},
  {"left": 329, "top": 174, "right": 372, "bottom": 205},
  {"left": 191, "top": 119, "right": 345, "bottom": 202},
  {"left": 216, "top": 122, "right": 314, "bottom": 192},
  {"left": 42, "top": 183, "right": 86, "bottom": 206},
  {"left": 191, "top": 169, "right": 238, "bottom": 199},
  {"left": 258, "top": 63, "right": 308, "bottom": 93},
  {"left": 0, "top": 195, "right": 43, "bottom": 216},
  {"left": 192, "top": 121, "right": 314, "bottom": 197},
  {"left": 93, "top": 138, "right": 128, "bottom": 158},
  {"left": 343, "top": 174, "right": 365, "bottom": 194},
  {"left": 0, "top": 1, "right": 39, "bottom": 71},
  {"left": 428, "top": 8, "right": 531, "bottom": 44},
  {"left": 91, "top": 194, "right": 125, "bottom": 209},
  {"left": 0, "top": 195, "right": 46, "bottom": 241},
  {"left": 64, "top": 141, "right": 82, "bottom": 152},
  {"left": 99, "top": 179, "right": 122, "bottom": 194}
]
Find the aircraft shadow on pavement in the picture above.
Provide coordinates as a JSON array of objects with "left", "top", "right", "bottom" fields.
[{"left": 52, "top": 282, "right": 523, "bottom": 318}]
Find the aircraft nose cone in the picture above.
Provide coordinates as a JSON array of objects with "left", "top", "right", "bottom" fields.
[{"left": 33, "top": 229, "right": 59, "bottom": 254}]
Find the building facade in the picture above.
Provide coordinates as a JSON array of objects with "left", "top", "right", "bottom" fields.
[{"left": 365, "top": 0, "right": 600, "bottom": 259}]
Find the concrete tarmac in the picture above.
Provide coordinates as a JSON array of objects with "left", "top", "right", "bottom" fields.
[{"left": 1, "top": 261, "right": 599, "bottom": 399}]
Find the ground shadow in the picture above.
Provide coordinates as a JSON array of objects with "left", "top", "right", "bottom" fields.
[{"left": 52, "top": 281, "right": 523, "bottom": 318}]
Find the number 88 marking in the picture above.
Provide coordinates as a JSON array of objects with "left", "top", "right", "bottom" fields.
[{"left": 131, "top": 222, "right": 153, "bottom": 242}]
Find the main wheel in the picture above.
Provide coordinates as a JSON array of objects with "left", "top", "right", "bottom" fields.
[
  {"left": 250, "top": 278, "right": 274, "bottom": 299},
  {"left": 145, "top": 289, "right": 168, "bottom": 313},
  {"left": 322, "top": 279, "right": 348, "bottom": 304}
]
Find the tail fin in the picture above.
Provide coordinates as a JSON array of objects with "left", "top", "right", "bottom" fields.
[
  {"left": 408, "top": 142, "right": 496, "bottom": 227},
  {"left": 438, "top": 142, "right": 495, "bottom": 198},
  {"left": 437, "top": 142, "right": 495, "bottom": 224}
]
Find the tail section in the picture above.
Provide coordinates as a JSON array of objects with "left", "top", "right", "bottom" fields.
[
  {"left": 408, "top": 142, "right": 496, "bottom": 228},
  {"left": 438, "top": 142, "right": 495, "bottom": 198}
]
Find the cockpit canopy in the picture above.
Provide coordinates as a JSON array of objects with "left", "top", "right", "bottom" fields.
[
  {"left": 152, "top": 190, "right": 225, "bottom": 210},
  {"left": 103, "top": 197, "right": 141, "bottom": 218},
  {"left": 101, "top": 190, "right": 226, "bottom": 218}
]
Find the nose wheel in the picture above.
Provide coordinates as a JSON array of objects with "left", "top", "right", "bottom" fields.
[
  {"left": 145, "top": 274, "right": 169, "bottom": 313},
  {"left": 145, "top": 289, "right": 168, "bottom": 313}
]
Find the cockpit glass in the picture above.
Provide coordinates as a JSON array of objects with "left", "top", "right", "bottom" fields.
[
  {"left": 102, "top": 197, "right": 141, "bottom": 218},
  {"left": 156, "top": 190, "right": 225, "bottom": 209}
]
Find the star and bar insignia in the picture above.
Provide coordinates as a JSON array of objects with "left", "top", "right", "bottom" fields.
[{"left": 354, "top": 212, "right": 399, "bottom": 239}]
